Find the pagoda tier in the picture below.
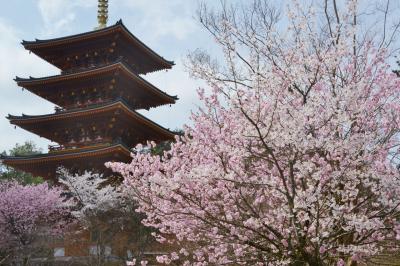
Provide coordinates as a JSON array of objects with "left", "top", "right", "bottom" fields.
[
  {"left": 7, "top": 100, "right": 175, "bottom": 150},
  {"left": 15, "top": 62, "right": 177, "bottom": 110},
  {"left": 22, "top": 20, "right": 174, "bottom": 74},
  {"left": 1, "top": 144, "right": 131, "bottom": 179},
  {"left": 3, "top": 18, "right": 178, "bottom": 180}
]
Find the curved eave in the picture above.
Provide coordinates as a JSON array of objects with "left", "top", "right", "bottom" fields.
[
  {"left": 22, "top": 20, "right": 174, "bottom": 69},
  {"left": 1, "top": 144, "right": 131, "bottom": 179},
  {"left": 15, "top": 62, "right": 178, "bottom": 104},
  {"left": 7, "top": 100, "right": 176, "bottom": 139},
  {"left": 1, "top": 144, "right": 131, "bottom": 165}
]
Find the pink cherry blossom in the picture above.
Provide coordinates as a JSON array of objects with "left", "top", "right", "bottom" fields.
[
  {"left": 0, "top": 181, "right": 69, "bottom": 262},
  {"left": 108, "top": 0, "right": 400, "bottom": 264}
]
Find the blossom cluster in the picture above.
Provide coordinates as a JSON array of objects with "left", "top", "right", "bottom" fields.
[
  {"left": 0, "top": 181, "right": 68, "bottom": 250},
  {"left": 109, "top": 0, "right": 400, "bottom": 264}
]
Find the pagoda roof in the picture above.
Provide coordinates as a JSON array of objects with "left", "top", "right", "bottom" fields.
[
  {"left": 7, "top": 100, "right": 176, "bottom": 142},
  {"left": 0, "top": 143, "right": 131, "bottom": 179},
  {"left": 15, "top": 61, "right": 177, "bottom": 108},
  {"left": 21, "top": 20, "right": 174, "bottom": 73}
]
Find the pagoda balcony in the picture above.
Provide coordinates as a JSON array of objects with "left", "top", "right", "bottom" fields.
[
  {"left": 57, "top": 97, "right": 152, "bottom": 112},
  {"left": 48, "top": 137, "right": 126, "bottom": 154},
  {"left": 55, "top": 97, "right": 113, "bottom": 112},
  {"left": 8, "top": 100, "right": 176, "bottom": 150},
  {"left": 60, "top": 63, "right": 99, "bottom": 76},
  {"left": 59, "top": 56, "right": 133, "bottom": 75},
  {"left": 15, "top": 61, "right": 177, "bottom": 111}
]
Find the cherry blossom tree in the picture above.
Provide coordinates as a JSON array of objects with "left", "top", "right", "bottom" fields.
[
  {"left": 0, "top": 181, "right": 69, "bottom": 265},
  {"left": 58, "top": 168, "right": 121, "bottom": 222},
  {"left": 58, "top": 169, "right": 156, "bottom": 265},
  {"left": 108, "top": 0, "right": 400, "bottom": 265},
  {"left": 58, "top": 169, "right": 121, "bottom": 265}
]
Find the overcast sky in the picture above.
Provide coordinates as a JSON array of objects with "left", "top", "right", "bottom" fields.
[{"left": 0, "top": 0, "right": 225, "bottom": 152}]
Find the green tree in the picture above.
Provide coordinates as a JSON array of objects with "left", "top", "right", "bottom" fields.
[
  {"left": 0, "top": 141, "right": 44, "bottom": 184},
  {"left": 151, "top": 129, "right": 184, "bottom": 156}
]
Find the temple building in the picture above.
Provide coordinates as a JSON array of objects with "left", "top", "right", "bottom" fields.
[
  {"left": 0, "top": 0, "right": 180, "bottom": 262},
  {"left": 2, "top": 17, "right": 177, "bottom": 179}
]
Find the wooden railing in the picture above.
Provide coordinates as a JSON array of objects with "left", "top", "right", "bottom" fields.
[
  {"left": 48, "top": 138, "right": 114, "bottom": 153},
  {"left": 63, "top": 97, "right": 113, "bottom": 111}
]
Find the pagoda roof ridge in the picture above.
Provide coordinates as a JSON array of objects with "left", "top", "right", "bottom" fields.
[
  {"left": 21, "top": 20, "right": 123, "bottom": 45},
  {"left": 15, "top": 61, "right": 178, "bottom": 101},
  {"left": 7, "top": 99, "right": 175, "bottom": 137},
  {"left": 21, "top": 20, "right": 174, "bottom": 68}
]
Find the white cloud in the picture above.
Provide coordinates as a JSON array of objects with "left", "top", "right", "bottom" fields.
[
  {"left": 118, "top": 0, "right": 197, "bottom": 41},
  {"left": 138, "top": 63, "right": 205, "bottom": 131},
  {"left": 37, "top": 0, "right": 96, "bottom": 36},
  {"left": 0, "top": 19, "right": 58, "bottom": 152}
]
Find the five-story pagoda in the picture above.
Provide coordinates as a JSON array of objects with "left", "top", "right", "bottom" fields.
[{"left": 2, "top": 0, "right": 177, "bottom": 179}]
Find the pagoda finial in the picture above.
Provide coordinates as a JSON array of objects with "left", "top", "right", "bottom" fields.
[{"left": 96, "top": 0, "right": 108, "bottom": 30}]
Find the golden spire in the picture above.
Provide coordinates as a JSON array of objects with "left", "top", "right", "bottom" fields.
[{"left": 96, "top": 0, "right": 108, "bottom": 29}]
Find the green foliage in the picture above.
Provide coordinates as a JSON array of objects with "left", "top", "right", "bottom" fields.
[
  {"left": 0, "top": 141, "right": 44, "bottom": 184},
  {"left": 151, "top": 141, "right": 172, "bottom": 156},
  {"left": 150, "top": 129, "right": 184, "bottom": 156},
  {"left": 8, "top": 141, "right": 42, "bottom": 156}
]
